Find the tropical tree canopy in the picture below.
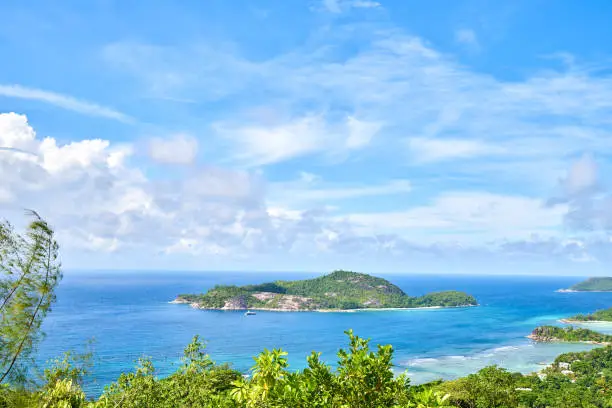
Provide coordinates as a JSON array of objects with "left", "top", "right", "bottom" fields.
[{"left": 0, "top": 211, "right": 62, "bottom": 385}]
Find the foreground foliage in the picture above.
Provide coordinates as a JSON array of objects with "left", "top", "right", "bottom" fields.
[
  {"left": 4, "top": 332, "right": 612, "bottom": 407},
  {"left": 0, "top": 212, "right": 62, "bottom": 386},
  {"left": 178, "top": 270, "right": 478, "bottom": 311}
]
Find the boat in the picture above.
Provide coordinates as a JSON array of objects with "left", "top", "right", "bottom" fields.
[{"left": 245, "top": 310, "right": 256, "bottom": 316}]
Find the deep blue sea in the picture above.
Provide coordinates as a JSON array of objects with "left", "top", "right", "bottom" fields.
[{"left": 37, "top": 271, "right": 612, "bottom": 397}]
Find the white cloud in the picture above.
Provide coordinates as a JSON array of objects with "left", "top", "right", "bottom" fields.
[
  {"left": 214, "top": 115, "right": 377, "bottom": 166},
  {"left": 343, "top": 192, "right": 567, "bottom": 242},
  {"left": 407, "top": 137, "right": 504, "bottom": 163},
  {"left": 165, "top": 238, "right": 230, "bottom": 256},
  {"left": 4, "top": 11, "right": 612, "bottom": 270},
  {"left": 0, "top": 113, "right": 386, "bottom": 263},
  {"left": 351, "top": 1, "right": 381, "bottom": 9},
  {"left": 40, "top": 138, "right": 114, "bottom": 174},
  {"left": 299, "top": 171, "right": 321, "bottom": 184},
  {"left": 101, "top": 41, "right": 255, "bottom": 101},
  {"left": 563, "top": 153, "right": 598, "bottom": 195},
  {"left": 549, "top": 154, "right": 612, "bottom": 232},
  {"left": 0, "top": 113, "right": 146, "bottom": 252},
  {"left": 101, "top": 28, "right": 612, "bottom": 182},
  {"left": 102, "top": 12, "right": 612, "bottom": 152},
  {"left": 1, "top": 113, "right": 605, "bottom": 270},
  {"left": 270, "top": 178, "right": 411, "bottom": 206},
  {"left": 148, "top": 133, "right": 199, "bottom": 165},
  {"left": 345, "top": 116, "right": 382, "bottom": 149},
  {"left": 214, "top": 116, "right": 327, "bottom": 166},
  {"left": 454, "top": 29, "right": 479, "bottom": 50},
  {"left": 0, "top": 85, "right": 133, "bottom": 123},
  {"left": 321, "top": 0, "right": 381, "bottom": 13},
  {"left": 85, "top": 234, "right": 120, "bottom": 252},
  {"left": 322, "top": 0, "right": 342, "bottom": 13},
  {"left": 89, "top": 23, "right": 612, "bottom": 270}
]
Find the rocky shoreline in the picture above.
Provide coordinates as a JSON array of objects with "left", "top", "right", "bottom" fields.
[
  {"left": 559, "top": 318, "right": 612, "bottom": 325},
  {"left": 526, "top": 333, "right": 611, "bottom": 345},
  {"left": 170, "top": 297, "right": 478, "bottom": 313},
  {"left": 527, "top": 325, "right": 612, "bottom": 345}
]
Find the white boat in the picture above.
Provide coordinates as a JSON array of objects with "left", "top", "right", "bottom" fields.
[{"left": 245, "top": 310, "right": 256, "bottom": 316}]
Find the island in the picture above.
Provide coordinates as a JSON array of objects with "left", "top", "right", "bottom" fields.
[
  {"left": 558, "top": 277, "right": 612, "bottom": 292},
  {"left": 560, "top": 307, "right": 612, "bottom": 323},
  {"left": 528, "top": 325, "right": 612, "bottom": 345},
  {"left": 173, "top": 270, "right": 478, "bottom": 312}
]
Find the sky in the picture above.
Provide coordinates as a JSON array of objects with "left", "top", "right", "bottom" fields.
[{"left": 1, "top": 0, "right": 612, "bottom": 274}]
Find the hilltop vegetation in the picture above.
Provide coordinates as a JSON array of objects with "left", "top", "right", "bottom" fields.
[
  {"left": 566, "top": 307, "right": 612, "bottom": 322},
  {"left": 434, "top": 346, "right": 612, "bottom": 408},
  {"left": 176, "top": 270, "right": 478, "bottom": 311},
  {"left": 529, "top": 325, "right": 612, "bottom": 344},
  {"left": 5, "top": 332, "right": 612, "bottom": 407},
  {"left": 567, "top": 277, "right": 612, "bottom": 291}
]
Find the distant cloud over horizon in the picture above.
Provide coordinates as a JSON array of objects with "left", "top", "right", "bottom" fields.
[{"left": 1, "top": 0, "right": 612, "bottom": 273}]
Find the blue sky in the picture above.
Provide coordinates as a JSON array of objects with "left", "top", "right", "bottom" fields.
[{"left": 1, "top": 0, "right": 612, "bottom": 274}]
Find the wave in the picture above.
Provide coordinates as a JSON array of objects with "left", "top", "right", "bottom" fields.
[
  {"left": 521, "top": 315, "right": 566, "bottom": 326},
  {"left": 406, "top": 358, "right": 439, "bottom": 365},
  {"left": 397, "top": 342, "right": 599, "bottom": 384},
  {"left": 401, "top": 344, "right": 531, "bottom": 367},
  {"left": 491, "top": 345, "right": 522, "bottom": 352}
]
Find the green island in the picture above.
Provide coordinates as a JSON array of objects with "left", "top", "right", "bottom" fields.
[
  {"left": 173, "top": 270, "right": 478, "bottom": 311},
  {"left": 560, "top": 277, "right": 612, "bottom": 292},
  {"left": 562, "top": 307, "right": 612, "bottom": 323},
  {"left": 528, "top": 325, "right": 612, "bottom": 344}
]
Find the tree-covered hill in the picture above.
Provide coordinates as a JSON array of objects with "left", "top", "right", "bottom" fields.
[
  {"left": 566, "top": 277, "right": 612, "bottom": 292},
  {"left": 565, "top": 307, "right": 612, "bottom": 322},
  {"left": 176, "top": 270, "right": 478, "bottom": 311},
  {"left": 528, "top": 325, "right": 612, "bottom": 344}
]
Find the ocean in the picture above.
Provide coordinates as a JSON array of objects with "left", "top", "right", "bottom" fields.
[{"left": 37, "top": 271, "right": 612, "bottom": 397}]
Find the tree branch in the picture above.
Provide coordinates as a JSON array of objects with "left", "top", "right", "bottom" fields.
[{"left": 0, "top": 215, "right": 54, "bottom": 384}]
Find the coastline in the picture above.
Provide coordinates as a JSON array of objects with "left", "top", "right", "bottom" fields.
[
  {"left": 526, "top": 334, "right": 611, "bottom": 346},
  {"left": 170, "top": 299, "right": 478, "bottom": 313},
  {"left": 559, "top": 318, "right": 612, "bottom": 325},
  {"left": 330, "top": 304, "right": 479, "bottom": 313},
  {"left": 168, "top": 299, "right": 190, "bottom": 304},
  {"left": 556, "top": 289, "right": 612, "bottom": 293},
  {"left": 402, "top": 340, "right": 601, "bottom": 385}
]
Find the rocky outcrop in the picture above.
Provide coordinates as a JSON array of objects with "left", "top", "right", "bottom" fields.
[
  {"left": 363, "top": 298, "right": 382, "bottom": 307},
  {"left": 169, "top": 298, "right": 190, "bottom": 304},
  {"left": 222, "top": 295, "right": 249, "bottom": 310},
  {"left": 527, "top": 327, "right": 558, "bottom": 342},
  {"left": 253, "top": 292, "right": 316, "bottom": 310},
  {"left": 274, "top": 294, "right": 315, "bottom": 310}
]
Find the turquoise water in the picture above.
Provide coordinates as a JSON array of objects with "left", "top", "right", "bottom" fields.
[{"left": 38, "top": 272, "right": 612, "bottom": 396}]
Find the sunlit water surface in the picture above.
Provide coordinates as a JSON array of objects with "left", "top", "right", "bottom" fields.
[{"left": 38, "top": 272, "right": 612, "bottom": 396}]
